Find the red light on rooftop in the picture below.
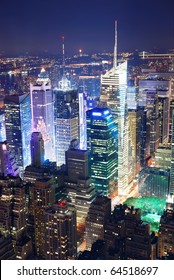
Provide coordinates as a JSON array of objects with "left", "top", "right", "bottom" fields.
[{"left": 58, "top": 201, "right": 67, "bottom": 207}]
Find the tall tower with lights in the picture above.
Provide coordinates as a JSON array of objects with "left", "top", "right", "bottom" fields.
[
  {"left": 30, "top": 68, "right": 55, "bottom": 162},
  {"left": 4, "top": 94, "right": 31, "bottom": 177},
  {"left": 87, "top": 107, "right": 118, "bottom": 197},
  {"left": 54, "top": 36, "right": 79, "bottom": 167},
  {"left": 100, "top": 21, "right": 129, "bottom": 195}
]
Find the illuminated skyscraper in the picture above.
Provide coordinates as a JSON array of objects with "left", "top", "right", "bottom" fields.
[
  {"left": 0, "top": 112, "right": 6, "bottom": 142},
  {"left": 170, "top": 110, "right": 174, "bottom": 195},
  {"left": 128, "top": 108, "right": 142, "bottom": 178},
  {"left": 54, "top": 38, "right": 79, "bottom": 166},
  {"left": 0, "top": 141, "right": 19, "bottom": 176},
  {"left": 87, "top": 108, "right": 118, "bottom": 197},
  {"left": 33, "top": 177, "right": 56, "bottom": 257},
  {"left": 30, "top": 68, "right": 55, "bottom": 162},
  {"left": 79, "top": 92, "right": 87, "bottom": 150},
  {"left": 100, "top": 21, "right": 129, "bottom": 195},
  {"left": 44, "top": 201, "right": 77, "bottom": 260},
  {"left": 4, "top": 94, "right": 31, "bottom": 177},
  {"left": 0, "top": 175, "right": 32, "bottom": 259},
  {"left": 54, "top": 83, "right": 79, "bottom": 167}
]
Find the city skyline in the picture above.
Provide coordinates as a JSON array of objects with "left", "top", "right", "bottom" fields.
[{"left": 0, "top": 0, "right": 174, "bottom": 56}]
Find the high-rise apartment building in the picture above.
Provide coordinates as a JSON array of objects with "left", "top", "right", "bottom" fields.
[
  {"left": 30, "top": 68, "right": 55, "bottom": 162},
  {"left": 100, "top": 22, "right": 129, "bottom": 195},
  {"left": 4, "top": 94, "right": 31, "bottom": 176},
  {"left": 44, "top": 201, "right": 77, "bottom": 260},
  {"left": 86, "top": 108, "right": 118, "bottom": 197}
]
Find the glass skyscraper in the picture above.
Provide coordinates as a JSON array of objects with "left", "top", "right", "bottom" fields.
[
  {"left": 54, "top": 74, "right": 79, "bottom": 167},
  {"left": 4, "top": 93, "right": 31, "bottom": 177},
  {"left": 87, "top": 108, "right": 118, "bottom": 197},
  {"left": 100, "top": 61, "right": 129, "bottom": 195},
  {"left": 30, "top": 68, "right": 55, "bottom": 162},
  {"left": 100, "top": 22, "right": 129, "bottom": 195}
]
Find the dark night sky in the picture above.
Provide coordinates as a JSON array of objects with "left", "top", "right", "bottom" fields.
[{"left": 0, "top": 0, "right": 174, "bottom": 55}]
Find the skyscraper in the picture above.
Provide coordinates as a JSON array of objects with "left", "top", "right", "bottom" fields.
[
  {"left": 87, "top": 108, "right": 118, "bottom": 197},
  {"left": 0, "top": 175, "right": 32, "bottom": 259},
  {"left": 33, "top": 177, "right": 56, "bottom": 258},
  {"left": 44, "top": 201, "right": 77, "bottom": 260},
  {"left": 4, "top": 94, "right": 31, "bottom": 177},
  {"left": 79, "top": 92, "right": 87, "bottom": 150},
  {"left": 30, "top": 132, "right": 44, "bottom": 168},
  {"left": 65, "top": 143, "right": 96, "bottom": 229},
  {"left": 0, "top": 112, "right": 6, "bottom": 142},
  {"left": 170, "top": 110, "right": 174, "bottom": 195},
  {"left": 30, "top": 68, "right": 55, "bottom": 162},
  {"left": 0, "top": 141, "right": 19, "bottom": 176},
  {"left": 100, "top": 21, "right": 129, "bottom": 195},
  {"left": 85, "top": 195, "right": 111, "bottom": 249}
]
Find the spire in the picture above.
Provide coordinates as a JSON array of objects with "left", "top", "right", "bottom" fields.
[
  {"left": 113, "top": 20, "right": 117, "bottom": 69},
  {"left": 62, "top": 35, "right": 65, "bottom": 75}
]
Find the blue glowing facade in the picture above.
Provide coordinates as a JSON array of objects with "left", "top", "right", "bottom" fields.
[
  {"left": 87, "top": 108, "right": 118, "bottom": 197},
  {"left": 4, "top": 93, "right": 31, "bottom": 176},
  {"left": 0, "top": 112, "right": 6, "bottom": 142}
]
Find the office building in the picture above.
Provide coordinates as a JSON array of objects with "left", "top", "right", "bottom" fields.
[
  {"left": 65, "top": 142, "right": 96, "bottom": 229},
  {"left": 0, "top": 175, "right": 32, "bottom": 259},
  {"left": 30, "top": 68, "right": 55, "bottom": 162},
  {"left": 0, "top": 236, "right": 16, "bottom": 260},
  {"left": 0, "top": 112, "right": 6, "bottom": 142},
  {"left": 100, "top": 22, "right": 129, "bottom": 195},
  {"left": 139, "top": 107, "right": 151, "bottom": 167},
  {"left": 79, "top": 92, "right": 87, "bottom": 150},
  {"left": 0, "top": 141, "right": 19, "bottom": 176},
  {"left": 54, "top": 38, "right": 79, "bottom": 167},
  {"left": 44, "top": 201, "right": 77, "bottom": 260},
  {"left": 138, "top": 77, "right": 171, "bottom": 107},
  {"left": 86, "top": 108, "right": 118, "bottom": 197},
  {"left": 85, "top": 195, "right": 111, "bottom": 249},
  {"left": 158, "top": 96, "right": 169, "bottom": 144},
  {"left": 30, "top": 132, "right": 44, "bottom": 168},
  {"left": 170, "top": 110, "right": 174, "bottom": 195},
  {"left": 4, "top": 94, "right": 31, "bottom": 177},
  {"left": 145, "top": 91, "right": 160, "bottom": 155},
  {"left": 33, "top": 177, "right": 56, "bottom": 257},
  {"left": 128, "top": 108, "right": 142, "bottom": 178},
  {"left": 158, "top": 209, "right": 174, "bottom": 258},
  {"left": 153, "top": 146, "right": 171, "bottom": 169},
  {"left": 54, "top": 77, "right": 79, "bottom": 167}
]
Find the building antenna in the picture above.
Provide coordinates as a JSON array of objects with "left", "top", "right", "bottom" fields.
[
  {"left": 62, "top": 35, "right": 65, "bottom": 75},
  {"left": 113, "top": 20, "right": 117, "bottom": 68}
]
